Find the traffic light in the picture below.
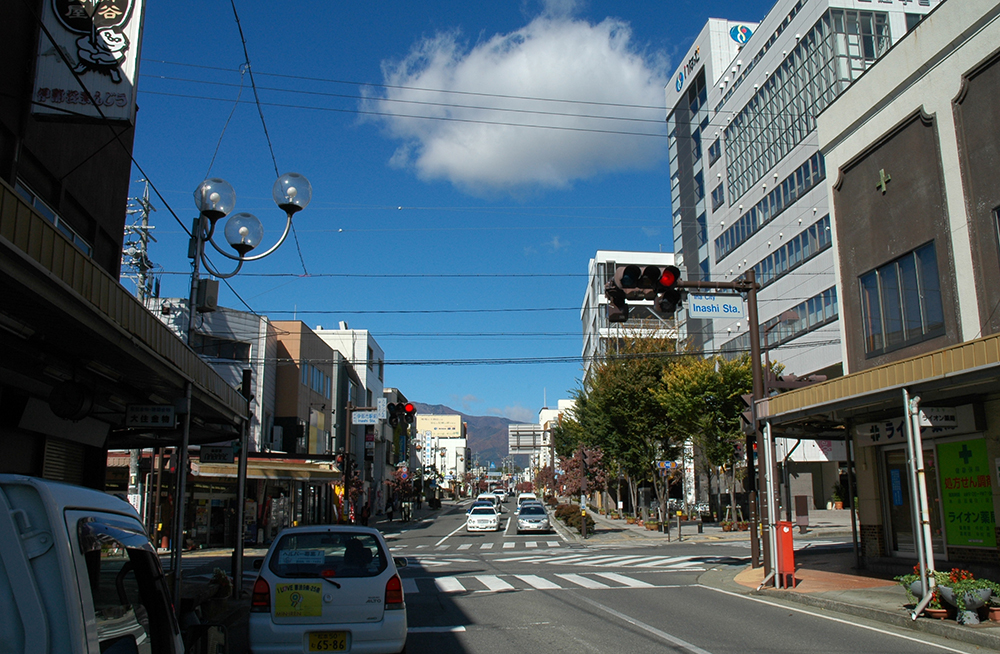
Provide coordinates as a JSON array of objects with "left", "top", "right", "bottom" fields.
[
  {"left": 604, "top": 264, "right": 685, "bottom": 322},
  {"left": 653, "top": 265, "right": 683, "bottom": 318},
  {"left": 387, "top": 402, "right": 417, "bottom": 427}
]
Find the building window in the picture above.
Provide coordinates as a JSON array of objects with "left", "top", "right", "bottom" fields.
[
  {"left": 708, "top": 138, "right": 722, "bottom": 166},
  {"left": 860, "top": 242, "right": 944, "bottom": 356},
  {"left": 711, "top": 183, "right": 725, "bottom": 211},
  {"left": 721, "top": 286, "right": 838, "bottom": 357},
  {"left": 367, "top": 346, "right": 374, "bottom": 369},
  {"left": 190, "top": 334, "right": 251, "bottom": 362}
]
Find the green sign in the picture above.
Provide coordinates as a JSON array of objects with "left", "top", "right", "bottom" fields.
[{"left": 938, "top": 439, "right": 996, "bottom": 548}]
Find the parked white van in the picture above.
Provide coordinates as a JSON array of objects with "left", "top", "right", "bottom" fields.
[{"left": 0, "top": 474, "right": 185, "bottom": 654}]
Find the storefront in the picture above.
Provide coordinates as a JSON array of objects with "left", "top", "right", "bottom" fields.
[{"left": 765, "top": 333, "right": 1000, "bottom": 575}]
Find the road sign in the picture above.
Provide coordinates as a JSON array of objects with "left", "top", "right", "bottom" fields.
[
  {"left": 687, "top": 294, "right": 744, "bottom": 319},
  {"left": 657, "top": 460, "right": 678, "bottom": 470},
  {"left": 352, "top": 410, "right": 379, "bottom": 425}
]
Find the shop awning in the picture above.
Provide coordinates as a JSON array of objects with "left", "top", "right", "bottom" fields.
[
  {"left": 191, "top": 459, "right": 343, "bottom": 481},
  {"left": 764, "top": 331, "right": 1000, "bottom": 430}
]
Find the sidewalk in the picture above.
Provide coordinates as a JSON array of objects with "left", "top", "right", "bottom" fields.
[{"left": 577, "top": 507, "right": 1000, "bottom": 650}]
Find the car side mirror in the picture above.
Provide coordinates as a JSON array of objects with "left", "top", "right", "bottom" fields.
[
  {"left": 394, "top": 557, "right": 408, "bottom": 569},
  {"left": 253, "top": 558, "right": 263, "bottom": 570}
]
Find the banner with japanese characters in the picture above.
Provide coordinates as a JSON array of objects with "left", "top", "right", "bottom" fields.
[
  {"left": 938, "top": 439, "right": 996, "bottom": 548},
  {"left": 32, "top": 0, "right": 144, "bottom": 122}
]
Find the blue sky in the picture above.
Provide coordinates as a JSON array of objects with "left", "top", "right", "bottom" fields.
[{"left": 128, "top": 0, "right": 775, "bottom": 423}]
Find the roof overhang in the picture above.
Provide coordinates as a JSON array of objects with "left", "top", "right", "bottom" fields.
[
  {"left": 0, "top": 178, "right": 246, "bottom": 448},
  {"left": 763, "top": 332, "right": 1000, "bottom": 436}
]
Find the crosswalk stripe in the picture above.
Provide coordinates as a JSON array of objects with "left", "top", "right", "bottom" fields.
[
  {"left": 593, "top": 572, "right": 655, "bottom": 588},
  {"left": 434, "top": 577, "right": 465, "bottom": 593},
  {"left": 525, "top": 541, "right": 538, "bottom": 548},
  {"left": 457, "top": 544, "right": 472, "bottom": 550},
  {"left": 476, "top": 575, "right": 515, "bottom": 592},
  {"left": 547, "top": 541, "right": 560, "bottom": 547},
  {"left": 402, "top": 578, "right": 419, "bottom": 594},
  {"left": 502, "top": 542, "right": 516, "bottom": 549},
  {"left": 556, "top": 573, "right": 609, "bottom": 589},
  {"left": 515, "top": 574, "right": 561, "bottom": 590},
  {"left": 635, "top": 557, "right": 688, "bottom": 568},
  {"left": 480, "top": 543, "right": 494, "bottom": 550}
]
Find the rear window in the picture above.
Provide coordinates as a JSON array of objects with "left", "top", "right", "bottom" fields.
[
  {"left": 520, "top": 506, "right": 545, "bottom": 515},
  {"left": 470, "top": 508, "right": 496, "bottom": 516},
  {"left": 269, "top": 531, "right": 387, "bottom": 579}
]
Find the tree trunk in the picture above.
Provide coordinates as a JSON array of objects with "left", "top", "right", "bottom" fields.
[
  {"left": 729, "top": 467, "right": 738, "bottom": 522},
  {"left": 627, "top": 476, "right": 638, "bottom": 517}
]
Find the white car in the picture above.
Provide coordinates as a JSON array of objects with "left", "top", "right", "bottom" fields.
[
  {"left": 516, "top": 492, "right": 538, "bottom": 510},
  {"left": 466, "top": 506, "right": 501, "bottom": 532},
  {"left": 249, "top": 525, "right": 408, "bottom": 654}
]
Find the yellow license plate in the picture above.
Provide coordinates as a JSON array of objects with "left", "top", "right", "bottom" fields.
[{"left": 309, "top": 631, "right": 348, "bottom": 652}]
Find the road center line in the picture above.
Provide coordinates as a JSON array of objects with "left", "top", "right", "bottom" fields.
[
  {"left": 435, "top": 522, "right": 467, "bottom": 546},
  {"left": 699, "top": 585, "right": 970, "bottom": 654},
  {"left": 570, "top": 592, "right": 714, "bottom": 654}
]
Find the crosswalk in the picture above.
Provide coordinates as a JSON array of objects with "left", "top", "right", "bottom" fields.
[
  {"left": 389, "top": 540, "right": 564, "bottom": 553},
  {"left": 401, "top": 571, "right": 668, "bottom": 595},
  {"left": 491, "top": 552, "right": 745, "bottom": 569}
]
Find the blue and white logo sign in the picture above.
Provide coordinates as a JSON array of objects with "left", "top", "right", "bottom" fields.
[
  {"left": 688, "top": 294, "right": 744, "bottom": 318},
  {"left": 730, "top": 25, "right": 753, "bottom": 44}
]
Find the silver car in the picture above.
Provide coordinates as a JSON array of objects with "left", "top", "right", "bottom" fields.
[
  {"left": 516, "top": 504, "right": 551, "bottom": 534},
  {"left": 249, "top": 525, "right": 407, "bottom": 653}
]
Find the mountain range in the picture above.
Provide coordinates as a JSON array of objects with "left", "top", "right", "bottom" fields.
[{"left": 413, "top": 402, "right": 531, "bottom": 468}]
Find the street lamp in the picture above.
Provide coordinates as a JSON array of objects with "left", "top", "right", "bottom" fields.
[
  {"left": 188, "top": 173, "right": 312, "bottom": 343},
  {"left": 170, "top": 172, "right": 311, "bottom": 606}
]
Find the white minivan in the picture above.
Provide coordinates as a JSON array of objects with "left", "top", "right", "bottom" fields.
[
  {"left": 0, "top": 474, "right": 184, "bottom": 654},
  {"left": 476, "top": 493, "right": 502, "bottom": 512}
]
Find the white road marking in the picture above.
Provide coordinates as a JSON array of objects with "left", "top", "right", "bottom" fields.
[
  {"left": 408, "top": 626, "right": 467, "bottom": 633},
  {"left": 556, "top": 573, "right": 609, "bottom": 589},
  {"left": 401, "top": 578, "right": 419, "bottom": 594},
  {"left": 480, "top": 542, "right": 494, "bottom": 550},
  {"left": 435, "top": 522, "right": 468, "bottom": 547},
  {"left": 515, "top": 574, "right": 561, "bottom": 590},
  {"left": 525, "top": 541, "right": 538, "bottom": 548},
  {"left": 476, "top": 575, "right": 516, "bottom": 592},
  {"left": 457, "top": 544, "right": 472, "bottom": 550},
  {"left": 434, "top": 577, "right": 465, "bottom": 593},
  {"left": 594, "top": 572, "right": 655, "bottom": 588},
  {"left": 502, "top": 542, "right": 516, "bottom": 549},
  {"left": 571, "top": 593, "right": 714, "bottom": 654}
]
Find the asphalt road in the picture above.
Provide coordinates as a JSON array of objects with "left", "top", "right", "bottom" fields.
[
  {"left": 394, "top": 500, "right": 981, "bottom": 654},
  {"left": 172, "top": 500, "right": 982, "bottom": 653}
]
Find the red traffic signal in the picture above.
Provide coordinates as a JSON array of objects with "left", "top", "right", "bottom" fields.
[
  {"left": 387, "top": 402, "right": 416, "bottom": 426},
  {"left": 403, "top": 402, "right": 416, "bottom": 423},
  {"left": 653, "top": 265, "right": 683, "bottom": 318}
]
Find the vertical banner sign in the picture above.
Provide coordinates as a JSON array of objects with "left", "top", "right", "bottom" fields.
[
  {"left": 938, "top": 439, "right": 996, "bottom": 548},
  {"left": 33, "top": 0, "right": 145, "bottom": 123}
]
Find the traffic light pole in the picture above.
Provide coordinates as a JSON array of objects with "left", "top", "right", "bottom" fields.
[{"left": 676, "top": 271, "right": 765, "bottom": 570}]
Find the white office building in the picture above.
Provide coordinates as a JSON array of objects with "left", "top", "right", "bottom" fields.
[{"left": 667, "top": 0, "right": 940, "bottom": 378}]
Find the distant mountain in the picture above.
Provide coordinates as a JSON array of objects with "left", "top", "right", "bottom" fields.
[{"left": 413, "top": 402, "right": 531, "bottom": 468}]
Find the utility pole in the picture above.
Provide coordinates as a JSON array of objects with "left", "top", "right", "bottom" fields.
[
  {"left": 122, "top": 179, "right": 158, "bottom": 303},
  {"left": 673, "top": 272, "right": 765, "bottom": 570}
]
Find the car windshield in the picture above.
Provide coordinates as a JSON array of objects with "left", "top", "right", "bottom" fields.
[
  {"left": 470, "top": 507, "right": 496, "bottom": 516},
  {"left": 268, "top": 531, "right": 386, "bottom": 579},
  {"left": 519, "top": 506, "right": 545, "bottom": 515}
]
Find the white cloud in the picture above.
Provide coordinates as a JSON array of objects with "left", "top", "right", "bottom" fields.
[{"left": 366, "top": 12, "right": 668, "bottom": 196}]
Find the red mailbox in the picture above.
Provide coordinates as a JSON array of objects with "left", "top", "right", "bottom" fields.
[{"left": 776, "top": 521, "right": 796, "bottom": 588}]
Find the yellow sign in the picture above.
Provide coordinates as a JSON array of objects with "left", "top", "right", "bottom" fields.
[{"left": 275, "top": 583, "right": 322, "bottom": 617}]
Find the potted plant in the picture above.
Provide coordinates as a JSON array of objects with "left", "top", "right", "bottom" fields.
[
  {"left": 895, "top": 567, "right": 950, "bottom": 619},
  {"left": 830, "top": 484, "right": 844, "bottom": 510},
  {"left": 737, "top": 521, "right": 750, "bottom": 531},
  {"left": 721, "top": 520, "right": 734, "bottom": 532},
  {"left": 626, "top": 516, "right": 636, "bottom": 525},
  {"left": 937, "top": 569, "right": 999, "bottom": 623}
]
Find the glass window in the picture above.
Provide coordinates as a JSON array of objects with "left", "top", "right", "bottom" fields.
[
  {"left": 268, "top": 531, "right": 387, "bottom": 579},
  {"left": 860, "top": 242, "right": 944, "bottom": 356}
]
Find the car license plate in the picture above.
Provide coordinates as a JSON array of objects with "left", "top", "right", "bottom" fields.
[{"left": 309, "top": 631, "right": 348, "bottom": 652}]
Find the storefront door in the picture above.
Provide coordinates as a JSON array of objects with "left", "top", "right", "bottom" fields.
[{"left": 882, "top": 447, "right": 944, "bottom": 556}]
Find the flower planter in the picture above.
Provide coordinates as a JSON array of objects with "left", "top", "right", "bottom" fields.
[
  {"left": 721, "top": 523, "right": 733, "bottom": 532},
  {"left": 988, "top": 605, "right": 1000, "bottom": 622},
  {"left": 923, "top": 607, "right": 949, "bottom": 620},
  {"left": 939, "top": 586, "right": 991, "bottom": 612}
]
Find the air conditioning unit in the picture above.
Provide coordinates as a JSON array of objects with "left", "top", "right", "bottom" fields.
[{"left": 196, "top": 279, "right": 219, "bottom": 312}]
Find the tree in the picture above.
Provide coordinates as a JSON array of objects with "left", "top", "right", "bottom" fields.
[
  {"left": 571, "top": 334, "right": 681, "bottom": 521},
  {"left": 534, "top": 464, "right": 556, "bottom": 497},
  {"left": 654, "top": 354, "right": 753, "bottom": 521}
]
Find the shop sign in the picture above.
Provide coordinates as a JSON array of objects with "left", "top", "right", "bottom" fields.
[
  {"left": 938, "top": 439, "right": 996, "bottom": 548},
  {"left": 200, "top": 445, "right": 234, "bottom": 464},
  {"left": 126, "top": 404, "right": 176, "bottom": 429},
  {"left": 855, "top": 406, "right": 962, "bottom": 447},
  {"left": 674, "top": 46, "right": 701, "bottom": 92}
]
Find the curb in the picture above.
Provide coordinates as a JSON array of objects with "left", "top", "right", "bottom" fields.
[{"left": 754, "top": 588, "right": 1000, "bottom": 650}]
